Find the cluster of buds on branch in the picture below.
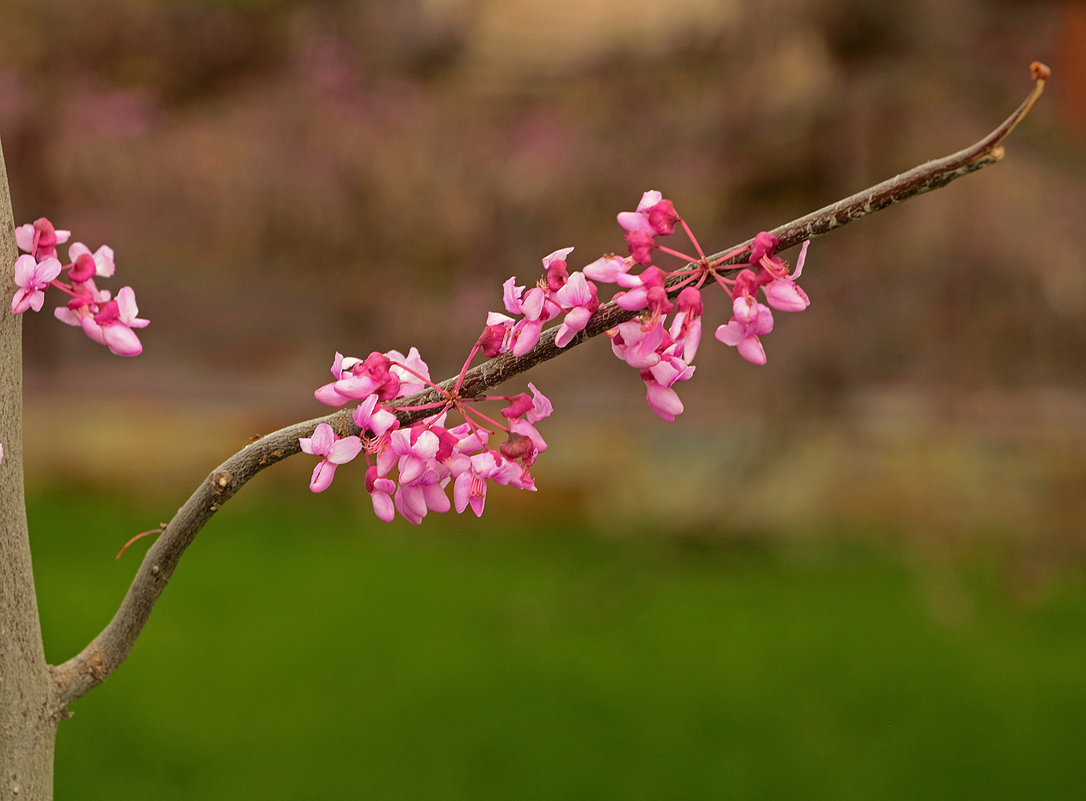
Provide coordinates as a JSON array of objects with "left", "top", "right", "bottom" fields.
[
  {"left": 306, "top": 191, "right": 810, "bottom": 522},
  {"left": 10, "top": 217, "right": 148, "bottom": 356}
]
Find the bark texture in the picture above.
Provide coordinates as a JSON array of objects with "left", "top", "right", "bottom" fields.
[{"left": 0, "top": 141, "right": 56, "bottom": 799}]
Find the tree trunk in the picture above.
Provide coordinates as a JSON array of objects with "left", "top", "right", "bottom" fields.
[{"left": 0, "top": 140, "right": 56, "bottom": 799}]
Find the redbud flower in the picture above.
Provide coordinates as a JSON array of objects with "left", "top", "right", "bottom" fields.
[
  {"left": 453, "top": 450, "right": 504, "bottom": 516},
  {"left": 525, "top": 382, "right": 553, "bottom": 422},
  {"left": 387, "top": 347, "right": 431, "bottom": 396},
  {"left": 610, "top": 317, "right": 666, "bottom": 369},
  {"left": 353, "top": 394, "right": 398, "bottom": 437},
  {"left": 715, "top": 295, "right": 775, "bottom": 365},
  {"left": 553, "top": 271, "right": 598, "bottom": 348},
  {"left": 641, "top": 350, "right": 695, "bottom": 422},
  {"left": 365, "top": 465, "right": 397, "bottom": 522},
  {"left": 669, "top": 287, "right": 704, "bottom": 363},
  {"left": 67, "top": 242, "right": 116, "bottom": 280},
  {"left": 762, "top": 240, "right": 811, "bottom": 312},
  {"left": 479, "top": 312, "right": 514, "bottom": 357},
  {"left": 11, "top": 255, "right": 61, "bottom": 314},
  {"left": 582, "top": 254, "right": 629, "bottom": 283},
  {"left": 394, "top": 473, "right": 451, "bottom": 525},
  {"left": 645, "top": 198, "right": 679, "bottom": 236},
  {"left": 624, "top": 229, "right": 655, "bottom": 265},
  {"left": 615, "top": 265, "right": 666, "bottom": 311},
  {"left": 78, "top": 286, "right": 149, "bottom": 357},
  {"left": 503, "top": 277, "right": 553, "bottom": 356},
  {"left": 391, "top": 426, "right": 441, "bottom": 486},
  {"left": 617, "top": 190, "right": 664, "bottom": 234},
  {"left": 15, "top": 218, "right": 70, "bottom": 260},
  {"left": 542, "top": 247, "right": 573, "bottom": 292},
  {"left": 299, "top": 423, "right": 364, "bottom": 493}
]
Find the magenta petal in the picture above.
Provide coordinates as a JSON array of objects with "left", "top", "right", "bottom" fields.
[
  {"left": 103, "top": 324, "right": 143, "bottom": 356},
  {"left": 469, "top": 488, "right": 487, "bottom": 517},
  {"left": 371, "top": 491, "right": 396, "bottom": 522},
  {"left": 327, "top": 435, "right": 364, "bottom": 465},
  {"left": 453, "top": 472, "right": 472, "bottom": 513},
  {"left": 314, "top": 383, "right": 351, "bottom": 407},
  {"left": 764, "top": 279, "right": 810, "bottom": 312},
  {"left": 737, "top": 336, "right": 767, "bottom": 365},
  {"left": 645, "top": 382, "right": 684, "bottom": 421},
  {"left": 423, "top": 482, "right": 451, "bottom": 514},
  {"left": 615, "top": 288, "right": 648, "bottom": 311},
  {"left": 715, "top": 321, "right": 742, "bottom": 347},
  {"left": 309, "top": 460, "right": 336, "bottom": 493}
]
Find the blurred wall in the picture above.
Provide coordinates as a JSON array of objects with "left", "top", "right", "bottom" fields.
[{"left": 2, "top": 0, "right": 1083, "bottom": 559}]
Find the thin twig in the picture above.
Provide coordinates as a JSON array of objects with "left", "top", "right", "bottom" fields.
[{"left": 49, "top": 63, "right": 1049, "bottom": 710}]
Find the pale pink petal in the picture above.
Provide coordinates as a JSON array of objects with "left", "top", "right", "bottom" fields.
[
  {"left": 103, "top": 323, "right": 143, "bottom": 356},
  {"left": 309, "top": 460, "right": 337, "bottom": 493},
  {"left": 737, "top": 336, "right": 767, "bottom": 365},
  {"left": 645, "top": 381, "right": 684, "bottom": 421}
]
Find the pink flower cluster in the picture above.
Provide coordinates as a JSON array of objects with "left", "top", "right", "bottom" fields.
[
  {"left": 305, "top": 348, "right": 552, "bottom": 524},
  {"left": 10, "top": 217, "right": 148, "bottom": 356},
  {"left": 305, "top": 191, "right": 808, "bottom": 522},
  {"left": 481, "top": 190, "right": 810, "bottom": 421}
]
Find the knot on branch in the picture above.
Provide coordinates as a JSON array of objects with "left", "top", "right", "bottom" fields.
[{"left": 210, "top": 470, "right": 234, "bottom": 498}]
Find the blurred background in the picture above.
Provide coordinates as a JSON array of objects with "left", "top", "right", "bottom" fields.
[{"left": 4, "top": 0, "right": 1086, "bottom": 798}]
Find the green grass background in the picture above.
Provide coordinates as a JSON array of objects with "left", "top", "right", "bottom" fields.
[{"left": 29, "top": 487, "right": 1086, "bottom": 800}]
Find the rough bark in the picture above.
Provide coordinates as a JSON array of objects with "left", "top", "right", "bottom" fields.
[{"left": 0, "top": 140, "right": 56, "bottom": 800}]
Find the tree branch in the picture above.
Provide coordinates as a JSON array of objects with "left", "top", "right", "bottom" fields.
[
  {"left": 1, "top": 138, "right": 58, "bottom": 799},
  {"left": 49, "top": 63, "right": 1049, "bottom": 709}
]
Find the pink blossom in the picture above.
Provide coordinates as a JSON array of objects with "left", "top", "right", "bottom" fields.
[
  {"left": 715, "top": 295, "right": 775, "bottom": 365},
  {"left": 507, "top": 418, "right": 547, "bottom": 464},
  {"left": 582, "top": 254, "right": 629, "bottom": 283},
  {"left": 15, "top": 218, "right": 70, "bottom": 260},
  {"left": 526, "top": 382, "right": 553, "bottom": 422},
  {"left": 617, "top": 191, "right": 679, "bottom": 261},
  {"left": 763, "top": 278, "right": 810, "bottom": 312},
  {"left": 641, "top": 349, "right": 696, "bottom": 422},
  {"left": 316, "top": 350, "right": 407, "bottom": 406},
  {"left": 609, "top": 317, "right": 666, "bottom": 369},
  {"left": 668, "top": 287, "right": 704, "bottom": 363},
  {"left": 299, "top": 423, "right": 364, "bottom": 492},
  {"left": 479, "top": 312, "right": 514, "bottom": 357},
  {"left": 553, "top": 271, "right": 598, "bottom": 347},
  {"left": 542, "top": 246, "right": 573, "bottom": 292},
  {"left": 614, "top": 265, "right": 666, "bottom": 311},
  {"left": 509, "top": 318, "right": 544, "bottom": 356},
  {"left": 453, "top": 449, "right": 504, "bottom": 516},
  {"left": 11, "top": 255, "right": 61, "bottom": 314},
  {"left": 67, "top": 242, "right": 116, "bottom": 280},
  {"left": 83, "top": 286, "right": 149, "bottom": 357},
  {"left": 390, "top": 426, "right": 440, "bottom": 485},
  {"left": 314, "top": 353, "right": 365, "bottom": 406},
  {"left": 365, "top": 465, "right": 397, "bottom": 522},
  {"left": 645, "top": 198, "right": 679, "bottom": 236},
  {"left": 386, "top": 347, "right": 431, "bottom": 396},
  {"left": 353, "top": 394, "right": 399, "bottom": 437},
  {"left": 394, "top": 477, "right": 451, "bottom": 525},
  {"left": 762, "top": 240, "right": 811, "bottom": 312},
  {"left": 624, "top": 229, "right": 655, "bottom": 265},
  {"left": 617, "top": 190, "right": 663, "bottom": 234},
  {"left": 503, "top": 277, "right": 553, "bottom": 356}
]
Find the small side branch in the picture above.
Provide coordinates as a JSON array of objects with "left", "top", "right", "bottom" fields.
[{"left": 49, "top": 63, "right": 1049, "bottom": 710}]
